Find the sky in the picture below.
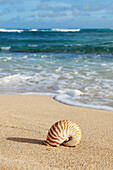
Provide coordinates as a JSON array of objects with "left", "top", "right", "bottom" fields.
[{"left": 0, "top": 0, "right": 113, "bottom": 29}]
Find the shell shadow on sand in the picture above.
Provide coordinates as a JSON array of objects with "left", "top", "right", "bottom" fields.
[{"left": 7, "top": 137, "right": 45, "bottom": 146}]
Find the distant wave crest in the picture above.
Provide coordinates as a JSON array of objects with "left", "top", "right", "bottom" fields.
[
  {"left": 1, "top": 28, "right": 113, "bottom": 33},
  {"left": 30, "top": 29, "right": 38, "bottom": 31},
  {"left": 51, "top": 28, "right": 80, "bottom": 32},
  {"left": 0, "top": 29, "right": 24, "bottom": 33}
]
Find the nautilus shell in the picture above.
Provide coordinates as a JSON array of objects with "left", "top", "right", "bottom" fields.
[{"left": 45, "top": 120, "right": 81, "bottom": 147}]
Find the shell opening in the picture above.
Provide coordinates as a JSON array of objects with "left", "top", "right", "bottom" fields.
[
  {"left": 64, "top": 136, "right": 71, "bottom": 143},
  {"left": 62, "top": 136, "right": 72, "bottom": 145}
]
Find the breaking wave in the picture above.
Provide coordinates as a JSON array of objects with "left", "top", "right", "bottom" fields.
[
  {"left": 0, "top": 28, "right": 113, "bottom": 33},
  {"left": 51, "top": 28, "right": 80, "bottom": 32},
  {"left": 0, "top": 45, "right": 113, "bottom": 54},
  {"left": 0, "top": 29, "right": 24, "bottom": 33}
]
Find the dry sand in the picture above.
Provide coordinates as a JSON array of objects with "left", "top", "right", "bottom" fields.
[{"left": 0, "top": 94, "right": 113, "bottom": 170}]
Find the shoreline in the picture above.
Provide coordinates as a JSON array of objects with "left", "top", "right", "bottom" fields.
[
  {"left": 0, "top": 94, "right": 113, "bottom": 169},
  {"left": 0, "top": 92, "right": 113, "bottom": 112}
]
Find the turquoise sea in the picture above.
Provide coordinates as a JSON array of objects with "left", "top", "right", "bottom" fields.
[{"left": 0, "top": 28, "right": 113, "bottom": 111}]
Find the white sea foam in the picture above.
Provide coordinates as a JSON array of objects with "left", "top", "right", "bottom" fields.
[
  {"left": 22, "top": 92, "right": 55, "bottom": 96},
  {"left": 30, "top": 29, "right": 38, "bottom": 31},
  {"left": 28, "top": 45, "right": 38, "bottom": 47},
  {"left": 101, "top": 63, "right": 107, "bottom": 66},
  {"left": 40, "top": 55, "right": 48, "bottom": 58},
  {"left": 0, "top": 52, "right": 113, "bottom": 111},
  {"left": 61, "top": 89, "right": 83, "bottom": 96},
  {"left": 0, "top": 29, "right": 23, "bottom": 33},
  {"left": 3, "top": 57, "right": 12, "bottom": 61},
  {"left": 23, "top": 55, "right": 28, "bottom": 59},
  {"left": 54, "top": 94, "right": 113, "bottom": 111},
  {"left": 1, "top": 46, "right": 11, "bottom": 51},
  {"left": 55, "top": 66, "right": 63, "bottom": 72},
  {"left": 0, "top": 74, "right": 31, "bottom": 84},
  {"left": 51, "top": 28, "right": 80, "bottom": 32}
]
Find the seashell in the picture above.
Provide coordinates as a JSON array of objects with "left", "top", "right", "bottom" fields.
[{"left": 45, "top": 120, "right": 81, "bottom": 147}]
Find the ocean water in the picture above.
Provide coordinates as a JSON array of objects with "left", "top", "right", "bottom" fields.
[{"left": 0, "top": 28, "right": 113, "bottom": 111}]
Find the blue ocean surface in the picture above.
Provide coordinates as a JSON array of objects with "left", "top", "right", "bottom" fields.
[{"left": 0, "top": 28, "right": 113, "bottom": 111}]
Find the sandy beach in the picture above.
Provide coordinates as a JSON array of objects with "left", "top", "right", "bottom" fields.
[{"left": 0, "top": 94, "right": 112, "bottom": 169}]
